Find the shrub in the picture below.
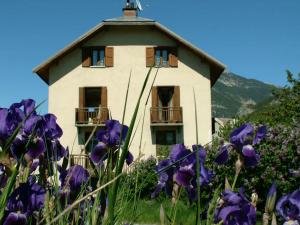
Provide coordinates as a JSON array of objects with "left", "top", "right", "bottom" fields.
[
  {"left": 207, "top": 120, "right": 300, "bottom": 210},
  {"left": 123, "top": 156, "right": 158, "bottom": 199}
]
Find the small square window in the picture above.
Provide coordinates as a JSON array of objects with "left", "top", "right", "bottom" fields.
[
  {"left": 155, "top": 48, "right": 169, "bottom": 67},
  {"left": 92, "top": 48, "right": 105, "bottom": 67}
]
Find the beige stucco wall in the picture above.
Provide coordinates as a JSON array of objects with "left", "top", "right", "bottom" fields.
[{"left": 48, "top": 25, "right": 212, "bottom": 159}]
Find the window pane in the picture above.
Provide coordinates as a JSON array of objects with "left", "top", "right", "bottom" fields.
[
  {"left": 92, "top": 50, "right": 98, "bottom": 66},
  {"left": 162, "top": 50, "right": 168, "bottom": 66},
  {"left": 155, "top": 50, "right": 161, "bottom": 66},
  {"left": 99, "top": 49, "right": 105, "bottom": 66}
]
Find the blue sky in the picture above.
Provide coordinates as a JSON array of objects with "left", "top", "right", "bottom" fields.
[{"left": 0, "top": 0, "right": 299, "bottom": 113}]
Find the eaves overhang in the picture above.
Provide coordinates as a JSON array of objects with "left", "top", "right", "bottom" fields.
[{"left": 33, "top": 17, "right": 226, "bottom": 86}]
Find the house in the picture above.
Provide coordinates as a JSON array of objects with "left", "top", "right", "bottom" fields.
[{"left": 33, "top": 2, "right": 226, "bottom": 166}]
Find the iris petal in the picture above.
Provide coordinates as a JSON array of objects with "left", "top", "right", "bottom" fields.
[
  {"left": 242, "top": 145, "right": 260, "bottom": 167},
  {"left": 215, "top": 145, "right": 229, "bottom": 164},
  {"left": 90, "top": 142, "right": 108, "bottom": 165},
  {"left": 253, "top": 125, "right": 267, "bottom": 145},
  {"left": 3, "top": 212, "right": 27, "bottom": 225}
]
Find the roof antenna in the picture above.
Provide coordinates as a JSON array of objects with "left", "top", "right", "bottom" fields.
[{"left": 125, "top": 0, "right": 143, "bottom": 11}]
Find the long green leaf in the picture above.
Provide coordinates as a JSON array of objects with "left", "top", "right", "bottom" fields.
[
  {"left": 107, "top": 67, "right": 153, "bottom": 224},
  {"left": 193, "top": 88, "right": 201, "bottom": 225}
]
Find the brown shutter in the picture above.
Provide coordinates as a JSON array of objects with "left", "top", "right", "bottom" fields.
[
  {"left": 78, "top": 88, "right": 85, "bottom": 123},
  {"left": 82, "top": 48, "right": 91, "bottom": 67},
  {"left": 172, "top": 86, "right": 181, "bottom": 122},
  {"left": 146, "top": 47, "right": 155, "bottom": 67},
  {"left": 100, "top": 87, "right": 108, "bottom": 122},
  {"left": 151, "top": 86, "right": 159, "bottom": 122},
  {"left": 105, "top": 47, "right": 114, "bottom": 67},
  {"left": 169, "top": 48, "right": 178, "bottom": 67}
]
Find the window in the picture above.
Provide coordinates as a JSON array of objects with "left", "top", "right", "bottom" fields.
[
  {"left": 155, "top": 49, "right": 169, "bottom": 67},
  {"left": 92, "top": 48, "right": 105, "bottom": 67},
  {"left": 82, "top": 47, "right": 114, "bottom": 67},
  {"left": 85, "top": 87, "right": 102, "bottom": 107},
  {"left": 156, "top": 130, "right": 176, "bottom": 145}
]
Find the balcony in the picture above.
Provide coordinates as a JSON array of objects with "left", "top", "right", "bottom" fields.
[
  {"left": 150, "top": 107, "right": 183, "bottom": 125},
  {"left": 70, "top": 154, "right": 92, "bottom": 168},
  {"left": 75, "top": 107, "right": 109, "bottom": 126}
]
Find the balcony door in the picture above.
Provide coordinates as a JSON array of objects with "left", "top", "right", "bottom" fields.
[
  {"left": 158, "top": 87, "right": 174, "bottom": 121},
  {"left": 78, "top": 87, "right": 108, "bottom": 124},
  {"left": 151, "top": 86, "right": 181, "bottom": 123}
]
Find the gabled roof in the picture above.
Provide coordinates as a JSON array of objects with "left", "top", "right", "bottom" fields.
[{"left": 33, "top": 16, "right": 226, "bottom": 86}]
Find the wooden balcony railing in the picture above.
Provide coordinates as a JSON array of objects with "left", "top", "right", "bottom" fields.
[
  {"left": 70, "top": 154, "right": 92, "bottom": 169},
  {"left": 75, "top": 107, "right": 109, "bottom": 125},
  {"left": 150, "top": 107, "right": 183, "bottom": 124}
]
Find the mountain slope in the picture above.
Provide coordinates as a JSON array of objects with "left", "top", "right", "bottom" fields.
[{"left": 212, "top": 72, "right": 277, "bottom": 118}]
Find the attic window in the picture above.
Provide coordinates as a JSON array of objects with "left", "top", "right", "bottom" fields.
[
  {"left": 146, "top": 47, "right": 178, "bottom": 68},
  {"left": 92, "top": 48, "right": 105, "bottom": 67},
  {"left": 82, "top": 47, "right": 114, "bottom": 67},
  {"left": 155, "top": 49, "right": 169, "bottom": 67}
]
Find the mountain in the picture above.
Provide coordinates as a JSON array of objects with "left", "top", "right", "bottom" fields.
[{"left": 212, "top": 72, "right": 278, "bottom": 118}]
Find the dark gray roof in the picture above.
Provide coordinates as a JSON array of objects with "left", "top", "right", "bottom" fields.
[
  {"left": 33, "top": 16, "right": 226, "bottom": 86},
  {"left": 104, "top": 16, "right": 154, "bottom": 22}
]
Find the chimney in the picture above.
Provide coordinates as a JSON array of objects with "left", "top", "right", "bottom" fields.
[{"left": 123, "top": 0, "right": 138, "bottom": 17}]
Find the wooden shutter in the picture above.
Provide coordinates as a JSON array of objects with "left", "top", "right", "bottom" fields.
[
  {"left": 146, "top": 47, "right": 155, "bottom": 67},
  {"left": 169, "top": 48, "right": 178, "bottom": 67},
  {"left": 82, "top": 48, "right": 91, "bottom": 67},
  {"left": 100, "top": 87, "right": 108, "bottom": 122},
  {"left": 151, "top": 87, "right": 159, "bottom": 122},
  {"left": 78, "top": 88, "right": 85, "bottom": 123},
  {"left": 105, "top": 47, "right": 114, "bottom": 67},
  {"left": 172, "top": 86, "right": 181, "bottom": 122}
]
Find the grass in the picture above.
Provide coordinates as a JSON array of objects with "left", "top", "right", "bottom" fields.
[{"left": 121, "top": 199, "right": 197, "bottom": 225}]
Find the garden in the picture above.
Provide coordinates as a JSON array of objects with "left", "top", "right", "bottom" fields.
[{"left": 0, "top": 70, "right": 299, "bottom": 225}]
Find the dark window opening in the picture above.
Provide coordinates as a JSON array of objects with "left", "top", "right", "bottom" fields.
[
  {"left": 212, "top": 117, "right": 216, "bottom": 134},
  {"left": 85, "top": 88, "right": 101, "bottom": 108},
  {"left": 158, "top": 87, "right": 174, "bottom": 107},
  {"left": 156, "top": 130, "right": 176, "bottom": 145}
]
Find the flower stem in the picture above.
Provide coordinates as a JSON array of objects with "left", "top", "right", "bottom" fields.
[
  {"left": 171, "top": 187, "right": 182, "bottom": 225},
  {"left": 231, "top": 171, "right": 239, "bottom": 191}
]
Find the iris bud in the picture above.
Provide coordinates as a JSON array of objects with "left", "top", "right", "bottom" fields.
[{"left": 265, "top": 182, "right": 277, "bottom": 213}]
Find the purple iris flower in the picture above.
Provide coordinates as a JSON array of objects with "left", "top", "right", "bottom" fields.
[
  {"left": 60, "top": 165, "right": 90, "bottom": 201},
  {"left": 214, "top": 145, "right": 230, "bottom": 165},
  {"left": 43, "top": 114, "right": 63, "bottom": 139},
  {"left": 170, "top": 144, "right": 190, "bottom": 162},
  {"left": 276, "top": 189, "right": 300, "bottom": 222},
  {"left": 214, "top": 189, "right": 257, "bottom": 225},
  {"left": 46, "top": 139, "right": 67, "bottom": 161},
  {"left": 253, "top": 125, "right": 267, "bottom": 145},
  {"left": 90, "top": 142, "right": 108, "bottom": 166},
  {"left": 96, "top": 120, "right": 128, "bottom": 147},
  {"left": 1, "top": 99, "right": 65, "bottom": 164},
  {"left": 0, "top": 99, "right": 38, "bottom": 145},
  {"left": 60, "top": 165, "right": 89, "bottom": 191},
  {"left": 6, "top": 180, "right": 46, "bottom": 216},
  {"left": 152, "top": 144, "right": 213, "bottom": 201},
  {"left": 10, "top": 135, "right": 45, "bottom": 160},
  {"left": 175, "top": 164, "right": 195, "bottom": 187},
  {"left": 91, "top": 120, "right": 133, "bottom": 166},
  {"left": 3, "top": 212, "right": 27, "bottom": 225},
  {"left": 241, "top": 145, "right": 260, "bottom": 167},
  {"left": 199, "top": 162, "right": 214, "bottom": 186},
  {"left": 230, "top": 123, "right": 254, "bottom": 150},
  {"left": 215, "top": 124, "right": 266, "bottom": 167},
  {"left": 151, "top": 159, "right": 174, "bottom": 198}
]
